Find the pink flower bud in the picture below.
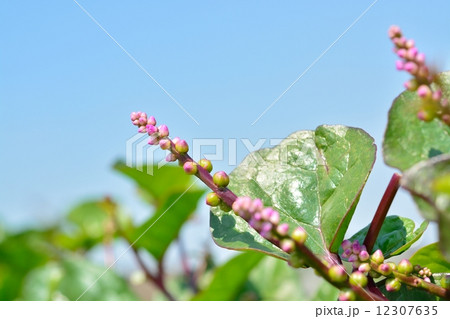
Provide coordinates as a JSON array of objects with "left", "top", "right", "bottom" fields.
[
  {"left": 342, "top": 248, "right": 352, "bottom": 259},
  {"left": 260, "top": 222, "right": 273, "bottom": 239},
  {"left": 406, "top": 47, "right": 418, "bottom": 59},
  {"left": 432, "top": 90, "right": 442, "bottom": 101},
  {"left": 276, "top": 223, "right": 289, "bottom": 236},
  {"left": 130, "top": 112, "right": 139, "bottom": 121},
  {"left": 269, "top": 211, "right": 280, "bottom": 225},
  {"left": 359, "top": 250, "right": 370, "bottom": 262},
  {"left": 183, "top": 161, "right": 197, "bottom": 175},
  {"left": 351, "top": 241, "right": 362, "bottom": 254},
  {"left": 158, "top": 125, "right": 169, "bottom": 138},
  {"left": 405, "top": 39, "right": 415, "bottom": 49},
  {"left": 148, "top": 135, "right": 159, "bottom": 145},
  {"left": 146, "top": 124, "right": 158, "bottom": 135},
  {"left": 341, "top": 240, "right": 352, "bottom": 251},
  {"left": 388, "top": 25, "right": 401, "bottom": 39},
  {"left": 415, "top": 52, "right": 425, "bottom": 64},
  {"left": 417, "top": 85, "right": 431, "bottom": 98},
  {"left": 280, "top": 239, "right": 295, "bottom": 253},
  {"left": 147, "top": 116, "right": 156, "bottom": 126},
  {"left": 138, "top": 125, "right": 147, "bottom": 133},
  {"left": 261, "top": 207, "right": 275, "bottom": 220},
  {"left": 250, "top": 198, "right": 263, "bottom": 213},
  {"left": 165, "top": 153, "right": 177, "bottom": 162},
  {"left": 397, "top": 48, "right": 407, "bottom": 58},
  {"left": 404, "top": 62, "right": 418, "bottom": 74},
  {"left": 138, "top": 117, "right": 147, "bottom": 125},
  {"left": 159, "top": 138, "right": 171, "bottom": 150},
  {"left": 395, "top": 60, "right": 404, "bottom": 70},
  {"left": 358, "top": 263, "right": 371, "bottom": 273}
]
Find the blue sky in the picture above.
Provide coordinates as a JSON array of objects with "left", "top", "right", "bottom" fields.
[{"left": 1, "top": 1, "right": 450, "bottom": 260}]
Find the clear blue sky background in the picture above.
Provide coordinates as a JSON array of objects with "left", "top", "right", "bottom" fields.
[{"left": 1, "top": 1, "right": 450, "bottom": 265}]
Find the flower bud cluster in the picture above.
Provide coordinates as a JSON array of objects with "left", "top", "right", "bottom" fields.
[
  {"left": 388, "top": 26, "right": 450, "bottom": 124},
  {"left": 341, "top": 240, "right": 369, "bottom": 269},
  {"left": 415, "top": 266, "right": 432, "bottom": 283},
  {"left": 231, "top": 196, "right": 307, "bottom": 253},
  {"left": 131, "top": 112, "right": 213, "bottom": 174},
  {"left": 130, "top": 111, "right": 172, "bottom": 146}
]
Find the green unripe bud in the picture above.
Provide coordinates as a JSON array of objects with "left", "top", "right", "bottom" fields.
[
  {"left": 338, "top": 289, "right": 356, "bottom": 301},
  {"left": 349, "top": 271, "right": 368, "bottom": 288},
  {"left": 385, "top": 278, "right": 401, "bottom": 292},
  {"left": 440, "top": 275, "right": 450, "bottom": 289},
  {"left": 291, "top": 226, "right": 307, "bottom": 244},
  {"left": 398, "top": 259, "right": 413, "bottom": 275},
  {"left": 175, "top": 139, "right": 189, "bottom": 153},
  {"left": 206, "top": 192, "right": 221, "bottom": 207},
  {"left": 358, "top": 263, "right": 371, "bottom": 273},
  {"left": 378, "top": 263, "right": 392, "bottom": 276},
  {"left": 288, "top": 251, "right": 307, "bottom": 268},
  {"left": 388, "top": 262, "right": 397, "bottom": 271},
  {"left": 328, "top": 265, "right": 348, "bottom": 283},
  {"left": 219, "top": 201, "right": 232, "bottom": 212},
  {"left": 371, "top": 249, "right": 384, "bottom": 264},
  {"left": 213, "top": 171, "right": 230, "bottom": 187},
  {"left": 198, "top": 158, "right": 213, "bottom": 172}
]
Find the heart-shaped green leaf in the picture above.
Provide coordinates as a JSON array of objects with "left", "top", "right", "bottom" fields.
[
  {"left": 345, "top": 215, "right": 428, "bottom": 257},
  {"left": 410, "top": 243, "right": 450, "bottom": 274},
  {"left": 211, "top": 125, "right": 376, "bottom": 259},
  {"left": 192, "top": 252, "right": 264, "bottom": 301},
  {"left": 401, "top": 155, "right": 450, "bottom": 260},
  {"left": 383, "top": 71, "right": 450, "bottom": 172},
  {"left": 132, "top": 189, "right": 204, "bottom": 261},
  {"left": 114, "top": 161, "right": 195, "bottom": 207}
]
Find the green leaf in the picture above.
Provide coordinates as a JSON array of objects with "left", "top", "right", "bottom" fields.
[
  {"left": 346, "top": 215, "right": 428, "bottom": 257},
  {"left": 311, "top": 280, "right": 340, "bottom": 301},
  {"left": 401, "top": 155, "right": 450, "bottom": 260},
  {"left": 383, "top": 71, "right": 450, "bottom": 172},
  {"left": 247, "top": 256, "right": 308, "bottom": 300},
  {"left": 132, "top": 190, "right": 205, "bottom": 260},
  {"left": 410, "top": 243, "right": 450, "bottom": 273},
  {"left": 211, "top": 125, "right": 376, "bottom": 259},
  {"left": 0, "top": 230, "right": 53, "bottom": 300},
  {"left": 62, "top": 198, "right": 132, "bottom": 250},
  {"left": 114, "top": 161, "right": 195, "bottom": 207},
  {"left": 22, "top": 256, "right": 138, "bottom": 301},
  {"left": 192, "top": 252, "right": 264, "bottom": 301},
  {"left": 379, "top": 283, "right": 437, "bottom": 301}
]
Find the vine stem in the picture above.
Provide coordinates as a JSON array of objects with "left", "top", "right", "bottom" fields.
[
  {"left": 363, "top": 173, "right": 401, "bottom": 252},
  {"left": 369, "top": 261, "right": 450, "bottom": 300},
  {"left": 106, "top": 198, "right": 176, "bottom": 301},
  {"left": 130, "top": 245, "right": 176, "bottom": 301}
]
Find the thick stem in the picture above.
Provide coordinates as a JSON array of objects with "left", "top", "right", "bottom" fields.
[{"left": 364, "top": 173, "right": 401, "bottom": 253}]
